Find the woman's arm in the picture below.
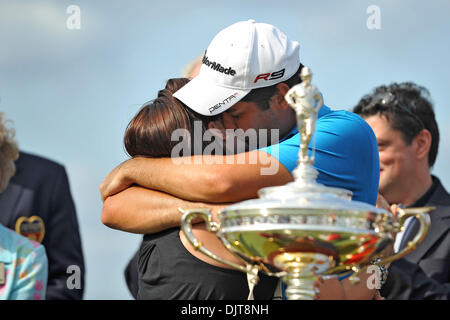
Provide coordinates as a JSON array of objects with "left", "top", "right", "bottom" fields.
[{"left": 101, "top": 185, "right": 227, "bottom": 234}]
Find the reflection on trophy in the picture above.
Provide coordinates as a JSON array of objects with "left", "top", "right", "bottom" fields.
[{"left": 180, "top": 67, "right": 432, "bottom": 300}]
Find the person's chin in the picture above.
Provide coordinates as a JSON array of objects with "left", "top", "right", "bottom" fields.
[
  {"left": 378, "top": 178, "right": 390, "bottom": 196},
  {"left": 378, "top": 181, "right": 398, "bottom": 203}
]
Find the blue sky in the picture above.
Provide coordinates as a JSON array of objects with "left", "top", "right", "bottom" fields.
[{"left": 1, "top": 0, "right": 449, "bottom": 299}]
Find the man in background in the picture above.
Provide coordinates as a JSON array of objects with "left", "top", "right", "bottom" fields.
[
  {"left": 0, "top": 112, "right": 85, "bottom": 300},
  {"left": 353, "top": 82, "right": 450, "bottom": 299}
]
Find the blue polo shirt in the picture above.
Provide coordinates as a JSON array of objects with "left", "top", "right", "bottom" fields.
[{"left": 259, "top": 105, "right": 379, "bottom": 205}]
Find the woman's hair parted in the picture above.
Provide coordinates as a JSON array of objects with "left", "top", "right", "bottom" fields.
[
  {"left": 0, "top": 112, "right": 19, "bottom": 192},
  {"left": 124, "top": 78, "right": 220, "bottom": 158}
]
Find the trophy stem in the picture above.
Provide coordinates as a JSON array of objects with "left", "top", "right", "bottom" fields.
[
  {"left": 283, "top": 274, "right": 319, "bottom": 300},
  {"left": 292, "top": 162, "right": 319, "bottom": 186},
  {"left": 273, "top": 252, "right": 330, "bottom": 300}
]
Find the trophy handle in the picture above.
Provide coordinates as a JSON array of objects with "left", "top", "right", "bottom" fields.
[
  {"left": 374, "top": 206, "right": 433, "bottom": 266},
  {"left": 350, "top": 207, "right": 433, "bottom": 283},
  {"left": 179, "top": 208, "right": 249, "bottom": 273}
]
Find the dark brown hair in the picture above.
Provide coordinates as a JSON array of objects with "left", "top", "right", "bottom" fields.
[
  {"left": 124, "top": 78, "right": 221, "bottom": 158},
  {"left": 353, "top": 82, "right": 439, "bottom": 167}
]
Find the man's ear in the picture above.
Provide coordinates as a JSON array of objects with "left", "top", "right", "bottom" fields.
[
  {"left": 270, "top": 82, "right": 291, "bottom": 110},
  {"left": 413, "top": 129, "right": 432, "bottom": 162}
]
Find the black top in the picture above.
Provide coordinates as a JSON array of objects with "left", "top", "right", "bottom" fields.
[
  {"left": 397, "top": 176, "right": 439, "bottom": 251},
  {"left": 137, "top": 227, "right": 279, "bottom": 300},
  {"left": 410, "top": 175, "right": 440, "bottom": 207}
]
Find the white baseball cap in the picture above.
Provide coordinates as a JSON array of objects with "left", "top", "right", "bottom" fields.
[{"left": 173, "top": 19, "right": 301, "bottom": 116}]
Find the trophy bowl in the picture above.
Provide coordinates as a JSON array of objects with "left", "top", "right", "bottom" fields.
[
  {"left": 180, "top": 67, "right": 432, "bottom": 300},
  {"left": 181, "top": 192, "right": 432, "bottom": 299}
]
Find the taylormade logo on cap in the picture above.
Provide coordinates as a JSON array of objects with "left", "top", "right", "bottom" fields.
[
  {"left": 173, "top": 19, "right": 301, "bottom": 116},
  {"left": 202, "top": 52, "right": 237, "bottom": 76}
]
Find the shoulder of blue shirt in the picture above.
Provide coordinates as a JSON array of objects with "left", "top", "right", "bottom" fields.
[{"left": 0, "top": 224, "right": 46, "bottom": 264}]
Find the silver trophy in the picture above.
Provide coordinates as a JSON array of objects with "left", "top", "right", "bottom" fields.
[{"left": 180, "top": 67, "right": 432, "bottom": 300}]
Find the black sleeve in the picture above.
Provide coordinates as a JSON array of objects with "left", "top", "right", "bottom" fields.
[
  {"left": 44, "top": 166, "right": 85, "bottom": 300},
  {"left": 380, "top": 258, "right": 450, "bottom": 300}
]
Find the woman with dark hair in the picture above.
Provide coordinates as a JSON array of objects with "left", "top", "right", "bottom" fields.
[
  {"left": 124, "top": 78, "right": 212, "bottom": 158},
  {"left": 124, "top": 78, "right": 278, "bottom": 300}
]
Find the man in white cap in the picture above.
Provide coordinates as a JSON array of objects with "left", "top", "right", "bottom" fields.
[{"left": 100, "top": 20, "right": 380, "bottom": 299}]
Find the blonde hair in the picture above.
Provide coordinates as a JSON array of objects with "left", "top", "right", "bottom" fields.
[
  {"left": 181, "top": 54, "right": 203, "bottom": 79},
  {"left": 0, "top": 112, "right": 19, "bottom": 192}
]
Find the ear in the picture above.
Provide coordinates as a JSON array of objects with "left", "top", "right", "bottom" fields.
[
  {"left": 413, "top": 129, "right": 432, "bottom": 162},
  {"left": 269, "top": 82, "right": 291, "bottom": 110}
]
